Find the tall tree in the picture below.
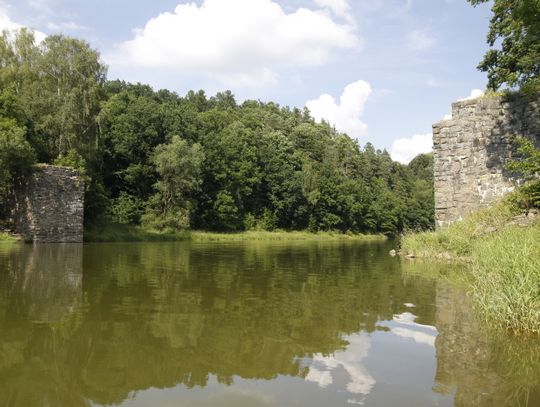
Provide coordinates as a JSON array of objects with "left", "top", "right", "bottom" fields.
[{"left": 468, "top": 0, "right": 540, "bottom": 90}]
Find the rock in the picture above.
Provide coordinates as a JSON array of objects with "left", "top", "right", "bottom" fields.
[
  {"left": 389, "top": 249, "right": 397, "bottom": 257},
  {"left": 405, "top": 253, "right": 416, "bottom": 260}
]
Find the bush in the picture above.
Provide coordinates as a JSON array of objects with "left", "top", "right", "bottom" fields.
[{"left": 0, "top": 120, "right": 35, "bottom": 216}]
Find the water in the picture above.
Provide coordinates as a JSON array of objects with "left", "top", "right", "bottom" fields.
[{"left": 0, "top": 241, "right": 538, "bottom": 407}]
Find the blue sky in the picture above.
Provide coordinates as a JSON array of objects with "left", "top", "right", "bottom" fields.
[{"left": 0, "top": 0, "right": 493, "bottom": 163}]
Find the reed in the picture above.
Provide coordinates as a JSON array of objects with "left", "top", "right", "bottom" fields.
[{"left": 401, "top": 195, "right": 540, "bottom": 335}]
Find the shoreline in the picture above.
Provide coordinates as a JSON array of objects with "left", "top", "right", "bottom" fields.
[
  {"left": 83, "top": 225, "right": 387, "bottom": 243},
  {"left": 401, "top": 199, "right": 539, "bottom": 336}
]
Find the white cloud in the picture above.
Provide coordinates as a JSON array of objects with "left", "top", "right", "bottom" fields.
[
  {"left": 314, "top": 0, "right": 350, "bottom": 16},
  {"left": 314, "top": 0, "right": 353, "bottom": 22},
  {"left": 390, "top": 133, "right": 433, "bottom": 164},
  {"left": 0, "top": 6, "right": 46, "bottom": 42},
  {"left": 306, "top": 333, "right": 375, "bottom": 404},
  {"left": 110, "top": 0, "right": 359, "bottom": 87},
  {"left": 458, "top": 88, "right": 484, "bottom": 101},
  {"left": 407, "top": 29, "right": 436, "bottom": 51},
  {"left": 47, "top": 21, "right": 85, "bottom": 31},
  {"left": 391, "top": 327, "right": 436, "bottom": 346},
  {"left": 442, "top": 113, "right": 452, "bottom": 120},
  {"left": 306, "top": 80, "right": 372, "bottom": 138}
]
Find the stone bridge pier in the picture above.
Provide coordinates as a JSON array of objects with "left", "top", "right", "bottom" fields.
[{"left": 432, "top": 94, "right": 540, "bottom": 228}]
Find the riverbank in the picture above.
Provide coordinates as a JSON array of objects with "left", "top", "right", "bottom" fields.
[
  {"left": 0, "top": 232, "right": 17, "bottom": 243},
  {"left": 190, "top": 230, "right": 386, "bottom": 242},
  {"left": 83, "top": 224, "right": 190, "bottom": 242},
  {"left": 401, "top": 198, "right": 540, "bottom": 335},
  {"left": 83, "top": 224, "right": 386, "bottom": 243}
]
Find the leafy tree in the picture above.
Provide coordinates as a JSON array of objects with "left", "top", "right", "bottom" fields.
[
  {"left": 0, "top": 31, "right": 436, "bottom": 235},
  {"left": 144, "top": 136, "right": 204, "bottom": 230},
  {"left": 468, "top": 0, "right": 540, "bottom": 90},
  {"left": 0, "top": 119, "right": 35, "bottom": 217},
  {"left": 405, "top": 153, "right": 435, "bottom": 231}
]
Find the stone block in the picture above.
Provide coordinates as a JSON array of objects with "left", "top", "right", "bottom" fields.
[{"left": 11, "top": 165, "right": 84, "bottom": 243}]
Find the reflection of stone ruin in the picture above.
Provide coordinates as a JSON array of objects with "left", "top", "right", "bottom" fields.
[
  {"left": 3, "top": 244, "right": 83, "bottom": 322},
  {"left": 434, "top": 281, "right": 540, "bottom": 406},
  {"left": 11, "top": 165, "right": 84, "bottom": 243},
  {"left": 432, "top": 94, "right": 540, "bottom": 228}
]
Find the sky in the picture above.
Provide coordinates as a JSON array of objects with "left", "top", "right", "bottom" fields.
[{"left": 0, "top": 0, "right": 493, "bottom": 163}]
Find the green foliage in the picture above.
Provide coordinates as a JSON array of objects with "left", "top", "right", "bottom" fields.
[
  {"left": 0, "top": 119, "right": 35, "bottom": 216},
  {"left": 472, "top": 224, "right": 540, "bottom": 334},
  {"left": 143, "top": 136, "right": 204, "bottom": 230},
  {"left": 0, "top": 30, "right": 435, "bottom": 236},
  {"left": 402, "top": 193, "right": 539, "bottom": 334},
  {"left": 506, "top": 136, "right": 540, "bottom": 208},
  {"left": 0, "top": 231, "right": 17, "bottom": 242},
  {"left": 0, "top": 30, "right": 106, "bottom": 161},
  {"left": 54, "top": 149, "right": 88, "bottom": 176},
  {"left": 468, "top": 0, "right": 540, "bottom": 90},
  {"left": 84, "top": 223, "right": 190, "bottom": 242},
  {"left": 109, "top": 192, "right": 145, "bottom": 225}
]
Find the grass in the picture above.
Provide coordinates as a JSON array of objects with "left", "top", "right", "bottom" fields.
[
  {"left": 190, "top": 230, "right": 386, "bottom": 242},
  {"left": 401, "top": 196, "right": 540, "bottom": 335},
  {"left": 401, "top": 198, "right": 519, "bottom": 260},
  {"left": 84, "top": 224, "right": 386, "bottom": 243},
  {"left": 0, "top": 231, "right": 17, "bottom": 242},
  {"left": 471, "top": 225, "right": 540, "bottom": 335},
  {"left": 84, "top": 224, "right": 190, "bottom": 242}
]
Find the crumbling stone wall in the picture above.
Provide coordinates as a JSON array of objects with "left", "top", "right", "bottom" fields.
[
  {"left": 432, "top": 93, "right": 540, "bottom": 228},
  {"left": 12, "top": 165, "right": 84, "bottom": 243}
]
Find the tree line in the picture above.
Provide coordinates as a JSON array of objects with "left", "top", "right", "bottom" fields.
[{"left": 0, "top": 29, "right": 434, "bottom": 235}]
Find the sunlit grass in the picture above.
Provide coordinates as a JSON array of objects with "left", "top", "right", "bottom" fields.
[
  {"left": 402, "top": 198, "right": 519, "bottom": 259},
  {"left": 84, "top": 225, "right": 386, "bottom": 243},
  {"left": 0, "top": 232, "right": 17, "bottom": 243},
  {"left": 471, "top": 225, "right": 540, "bottom": 335},
  {"left": 191, "top": 230, "right": 386, "bottom": 242},
  {"left": 84, "top": 224, "right": 190, "bottom": 242},
  {"left": 401, "top": 196, "right": 540, "bottom": 335}
]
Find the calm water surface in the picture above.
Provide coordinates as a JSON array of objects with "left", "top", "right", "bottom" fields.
[{"left": 0, "top": 241, "right": 539, "bottom": 407}]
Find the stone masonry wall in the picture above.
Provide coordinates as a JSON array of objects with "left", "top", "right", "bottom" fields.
[
  {"left": 12, "top": 165, "right": 84, "bottom": 243},
  {"left": 432, "top": 93, "right": 540, "bottom": 228}
]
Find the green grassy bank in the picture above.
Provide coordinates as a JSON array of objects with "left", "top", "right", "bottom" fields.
[
  {"left": 83, "top": 224, "right": 190, "bottom": 242},
  {"left": 0, "top": 232, "right": 17, "bottom": 243},
  {"left": 84, "top": 224, "right": 386, "bottom": 243},
  {"left": 401, "top": 198, "right": 540, "bottom": 335},
  {"left": 190, "top": 230, "right": 386, "bottom": 242}
]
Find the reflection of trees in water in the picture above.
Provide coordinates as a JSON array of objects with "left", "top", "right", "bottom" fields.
[
  {"left": 433, "top": 280, "right": 540, "bottom": 407},
  {"left": 1, "top": 243, "right": 539, "bottom": 406},
  {"left": 0, "top": 241, "right": 438, "bottom": 406}
]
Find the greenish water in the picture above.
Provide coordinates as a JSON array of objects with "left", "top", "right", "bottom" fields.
[{"left": 0, "top": 241, "right": 538, "bottom": 407}]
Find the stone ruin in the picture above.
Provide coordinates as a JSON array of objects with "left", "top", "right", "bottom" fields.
[
  {"left": 11, "top": 164, "right": 84, "bottom": 243},
  {"left": 432, "top": 93, "right": 540, "bottom": 228}
]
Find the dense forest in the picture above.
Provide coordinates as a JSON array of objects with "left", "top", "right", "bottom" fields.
[{"left": 0, "top": 29, "right": 434, "bottom": 235}]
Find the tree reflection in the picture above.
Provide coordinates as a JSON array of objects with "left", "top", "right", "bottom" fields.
[
  {"left": 0, "top": 241, "right": 434, "bottom": 406},
  {"left": 0, "top": 242, "right": 538, "bottom": 406}
]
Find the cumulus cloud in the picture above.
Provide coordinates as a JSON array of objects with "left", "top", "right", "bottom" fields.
[
  {"left": 407, "top": 29, "right": 436, "bottom": 51},
  {"left": 110, "top": 0, "right": 359, "bottom": 87},
  {"left": 306, "top": 80, "right": 372, "bottom": 138},
  {"left": 390, "top": 133, "right": 433, "bottom": 164},
  {"left": 458, "top": 88, "right": 484, "bottom": 101},
  {"left": 306, "top": 333, "right": 375, "bottom": 404},
  {"left": 0, "top": 7, "right": 46, "bottom": 42},
  {"left": 313, "top": 0, "right": 353, "bottom": 22}
]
